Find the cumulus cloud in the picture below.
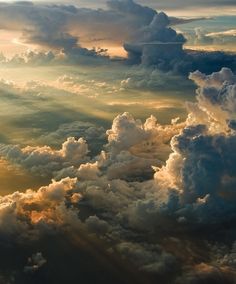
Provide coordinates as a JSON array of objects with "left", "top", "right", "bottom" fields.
[
  {"left": 106, "top": 112, "right": 182, "bottom": 157},
  {"left": 103, "top": 112, "right": 183, "bottom": 180},
  {"left": 0, "top": 107, "right": 183, "bottom": 181},
  {"left": 0, "top": 177, "right": 80, "bottom": 239},
  {"left": 0, "top": 137, "right": 89, "bottom": 177},
  {"left": 2, "top": 68, "right": 236, "bottom": 226},
  {"left": 153, "top": 68, "right": 236, "bottom": 224},
  {"left": 187, "top": 67, "right": 236, "bottom": 133},
  {"left": 124, "top": 11, "right": 186, "bottom": 65}
]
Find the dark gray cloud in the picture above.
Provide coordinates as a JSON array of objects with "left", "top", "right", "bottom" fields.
[
  {"left": 24, "top": 252, "right": 47, "bottom": 273},
  {"left": 0, "top": 0, "right": 156, "bottom": 49}
]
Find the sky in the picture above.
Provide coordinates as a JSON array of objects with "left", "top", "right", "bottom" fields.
[
  {"left": 9, "top": 0, "right": 236, "bottom": 14},
  {"left": 0, "top": 0, "right": 236, "bottom": 283}
]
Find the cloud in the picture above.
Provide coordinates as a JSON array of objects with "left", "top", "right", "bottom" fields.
[
  {"left": 27, "top": 0, "right": 236, "bottom": 13},
  {"left": 55, "top": 74, "right": 117, "bottom": 95},
  {"left": 24, "top": 252, "right": 47, "bottom": 273},
  {"left": 169, "top": 16, "right": 211, "bottom": 25},
  {"left": 175, "top": 262, "right": 236, "bottom": 284},
  {"left": 137, "top": 0, "right": 236, "bottom": 10},
  {"left": 123, "top": 16, "right": 236, "bottom": 73},
  {"left": 39, "top": 120, "right": 106, "bottom": 156},
  {"left": 120, "top": 66, "right": 193, "bottom": 91},
  {"left": 124, "top": 11, "right": 186, "bottom": 65},
  {"left": 1, "top": 1, "right": 236, "bottom": 282},
  {"left": 0, "top": 177, "right": 79, "bottom": 238},
  {"left": 0, "top": 2, "right": 115, "bottom": 66},
  {"left": 103, "top": 112, "right": 183, "bottom": 180},
  {"left": 187, "top": 28, "right": 236, "bottom": 47},
  {"left": 187, "top": 67, "right": 236, "bottom": 132},
  {"left": 207, "top": 29, "right": 236, "bottom": 38},
  {"left": 0, "top": 1, "right": 235, "bottom": 74},
  {"left": 153, "top": 68, "right": 236, "bottom": 224},
  {"left": 0, "top": 1, "right": 157, "bottom": 52},
  {"left": 0, "top": 137, "right": 89, "bottom": 177},
  {"left": 106, "top": 112, "right": 181, "bottom": 157},
  {"left": 116, "top": 242, "right": 176, "bottom": 274},
  {"left": 107, "top": 0, "right": 156, "bottom": 22},
  {"left": 1, "top": 20, "right": 236, "bottom": 280},
  {"left": 2, "top": 68, "right": 236, "bottom": 227}
]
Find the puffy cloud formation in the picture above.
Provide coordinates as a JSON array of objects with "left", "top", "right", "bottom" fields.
[
  {"left": 55, "top": 112, "right": 183, "bottom": 181},
  {"left": 187, "top": 67, "right": 236, "bottom": 133},
  {"left": 0, "top": 137, "right": 89, "bottom": 177},
  {"left": 0, "top": 68, "right": 236, "bottom": 283},
  {"left": 106, "top": 111, "right": 183, "bottom": 159},
  {"left": 0, "top": 177, "right": 79, "bottom": 238},
  {"left": 0, "top": 110, "right": 183, "bottom": 181},
  {"left": 153, "top": 68, "right": 236, "bottom": 223}
]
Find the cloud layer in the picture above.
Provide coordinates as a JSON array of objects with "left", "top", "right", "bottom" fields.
[
  {"left": 0, "top": 68, "right": 236, "bottom": 283},
  {"left": 0, "top": 0, "right": 235, "bottom": 74}
]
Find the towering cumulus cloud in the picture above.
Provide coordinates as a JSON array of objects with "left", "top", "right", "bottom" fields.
[
  {"left": 154, "top": 67, "right": 236, "bottom": 222},
  {"left": 124, "top": 11, "right": 186, "bottom": 65},
  {"left": 0, "top": 68, "right": 236, "bottom": 283}
]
